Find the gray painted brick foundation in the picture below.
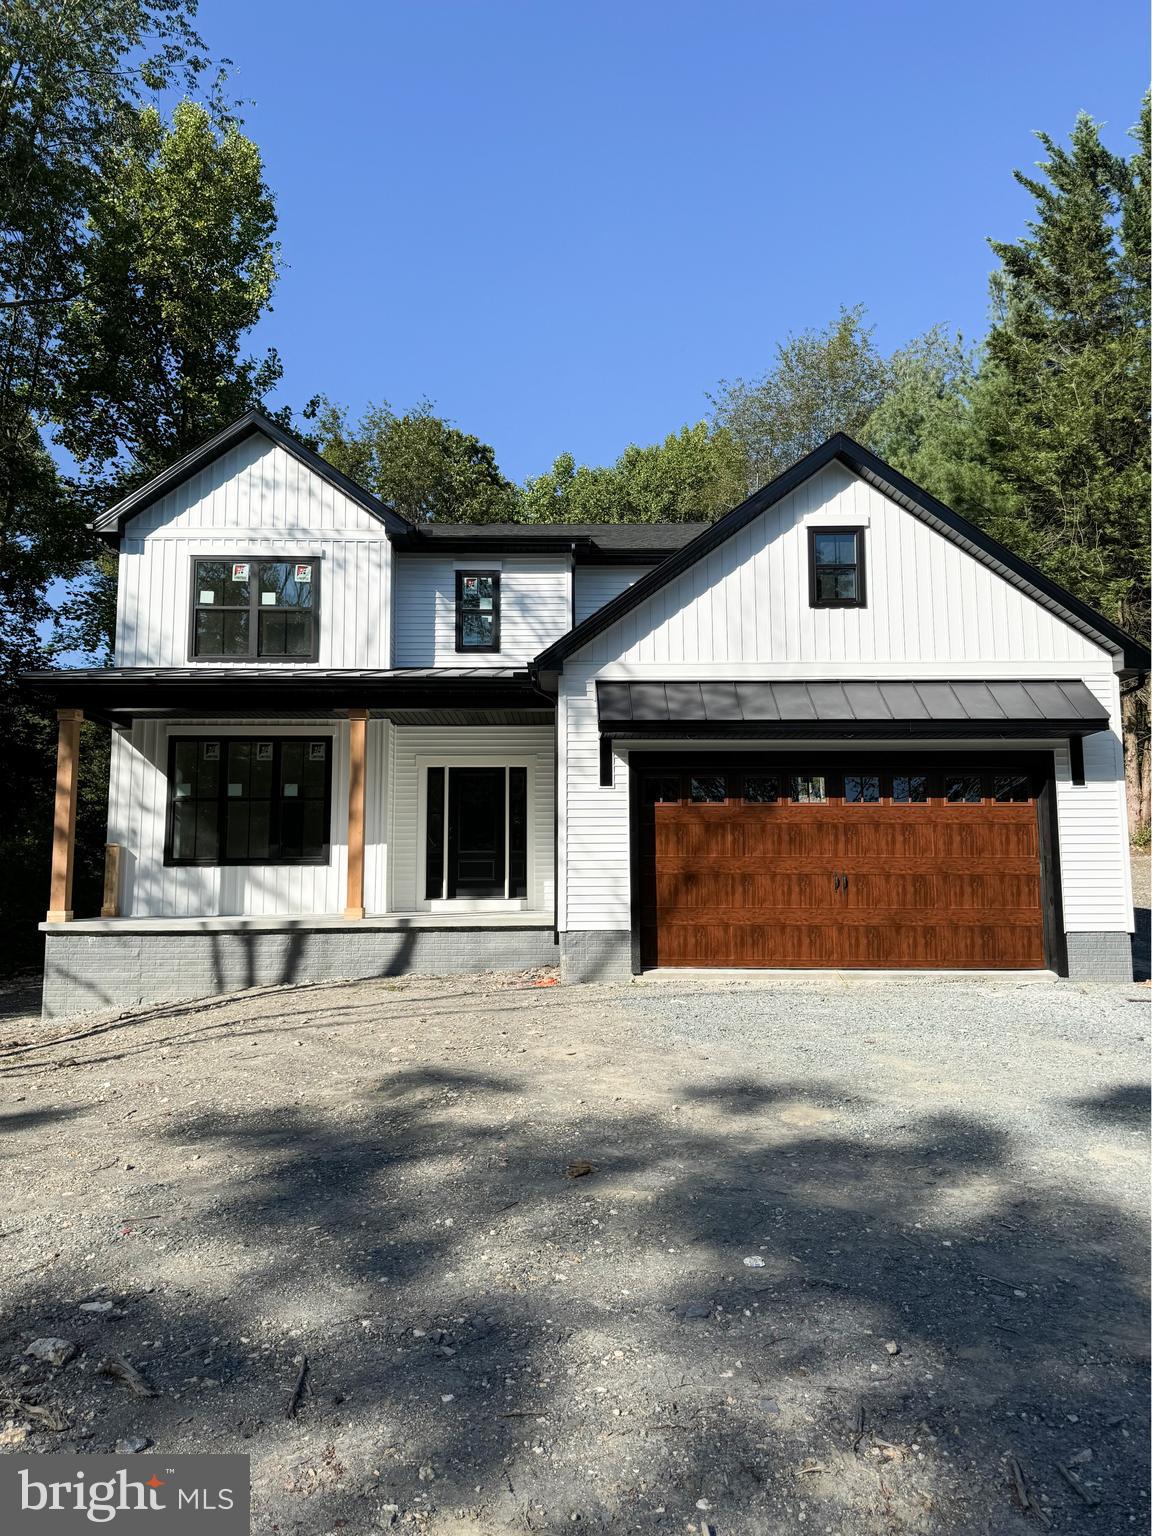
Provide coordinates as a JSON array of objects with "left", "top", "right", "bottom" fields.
[
  {"left": 560, "top": 930, "right": 633, "bottom": 984},
  {"left": 1063, "top": 931, "right": 1134, "bottom": 983},
  {"left": 42, "top": 926, "right": 558, "bottom": 1018}
]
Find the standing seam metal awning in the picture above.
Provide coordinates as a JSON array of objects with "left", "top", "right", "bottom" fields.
[{"left": 595, "top": 679, "right": 1110, "bottom": 737}]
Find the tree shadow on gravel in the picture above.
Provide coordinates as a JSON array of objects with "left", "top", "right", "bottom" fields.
[
  {"left": 2, "top": 1066, "right": 1148, "bottom": 1536},
  {"left": 1067, "top": 1083, "right": 1150, "bottom": 1128}
]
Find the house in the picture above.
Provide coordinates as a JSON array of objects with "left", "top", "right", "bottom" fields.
[{"left": 26, "top": 410, "right": 1148, "bottom": 1016}]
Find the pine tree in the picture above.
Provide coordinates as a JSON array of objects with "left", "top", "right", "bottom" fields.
[{"left": 978, "top": 104, "right": 1150, "bottom": 831}]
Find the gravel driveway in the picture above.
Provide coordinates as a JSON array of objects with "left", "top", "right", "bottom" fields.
[{"left": 0, "top": 969, "right": 1147, "bottom": 1535}]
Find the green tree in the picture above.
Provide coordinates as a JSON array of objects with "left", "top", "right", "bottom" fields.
[
  {"left": 862, "top": 327, "right": 1013, "bottom": 524},
  {"left": 710, "top": 306, "right": 892, "bottom": 489},
  {"left": 976, "top": 105, "right": 1150, "bottom": 829},
  {"left": 53, "top": 98, "right": 282, "bottom": 654},
  {"left": 0, "top": 1, "right": 215, "bottom": 970},
  {"left": 309, "top": 397, "right": 519, "bottom": 524},
  {"left": 520, "top": 422, "right": 746, "bottom": 525},
  {"left": 0, "top": 1, "right": 211, "bottom": 663}
]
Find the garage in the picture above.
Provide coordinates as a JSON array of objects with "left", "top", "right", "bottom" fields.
[{"left": 634, "top": 758, "right": 1054, "bottom": 970}]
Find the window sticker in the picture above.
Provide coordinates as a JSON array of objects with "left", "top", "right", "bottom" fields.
[
  {"left": 294, "top": 563, "right": 312, "bottom": 582},
  {"left": 283, "top": 783, "right": 298, "bottom": 797},
  {"left": 256, "top": 742, "right": 273, "bottom": 761},
  {"left": 228, "top": 782, "right": 243, "bottom": 797},
  {"left": 231, "top": 562, "right": 249, "bottom": 582},
  {"left": 261, "top": 591, "right": 277, "bottom": 605},
  {"left": 202, "top": 742, "right": 220, "bottom": 760},
  {"left": 463, "top": 575, "right": 478, "bottom": 592},
  {"left": 308, "top": 741, "right": 327, "bottom": 761},
  {"left": 199, "top": 590, "right": 215, "bottom": 604}
]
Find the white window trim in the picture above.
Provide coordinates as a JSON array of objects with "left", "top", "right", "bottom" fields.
[{"left": 413, "top": 753, "right": 539, "bottom": 912}]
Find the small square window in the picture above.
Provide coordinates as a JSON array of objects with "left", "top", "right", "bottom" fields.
[
  {"left": 743, "top": 776, "right": 779, "bottom": 803},
  {"left": 689, "top": 775, "right": 727, "bottom": 803},
  {"left": 809, "top": 527, "right": 865, "bottom": 608},
  {"left": 992, "top": 773, "right": 1030, "bottom": 802},
  {"left": 844, "top": 774, "right": 881, "bottom": 803},
  {"left": 946, "top": 775, "right": 983, "bottom": 803},
  {"left": 892, "top": 774, "right": 929, "bottom": 803},
  {"left": 644, "top": 777, "right": 681, "bottom": 804},
  {"left": 791, "top": 775, "right": 827, "bottom": 804}
]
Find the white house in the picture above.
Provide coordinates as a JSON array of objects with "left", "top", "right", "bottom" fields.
[{"left": 27, "top": 411, "right": 1147, "bottom": 1014}]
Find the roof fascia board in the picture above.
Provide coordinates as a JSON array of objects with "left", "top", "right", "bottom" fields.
[
  {"left": 532, "top": 433, "right": 1149, "bottom": 673},
  {"left": 91, "top": 410, "right": 413, "bottom": 540}
]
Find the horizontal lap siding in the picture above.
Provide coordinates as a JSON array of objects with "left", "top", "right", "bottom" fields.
[
  {"left": 389, "top": 726, "right": 555, "bottom": 913},
  {"left": 112, "top": 719, "right": 350, "bottom": 918},
  {"left": 393, "top": 555, "right": 570, "bottom": 666},
  {"left": 573, "top": 566, "right": 655, "bottom": 625},
  {"left": 1054, "top": 674, "right": 1132, "bottom": 931},
  {"left": 562, "top": 679, "right": 630, "bottom": 930},
  {"left": 117, "top": 438, "right": 392, "bottom": 669}
]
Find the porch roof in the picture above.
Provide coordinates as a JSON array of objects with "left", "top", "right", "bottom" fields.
[{"left": 20, "top": 666, "right": 555, "bottom": 725}]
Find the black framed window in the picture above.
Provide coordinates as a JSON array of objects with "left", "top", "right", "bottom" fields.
[
  {"left": 455, "top": 570, "right": 500, "bottom": 652},
  {"left": 892, "top": 773, "right": 929, "bottom": 803},
  {"left": 166, "top": 736, "right": 331, "bottom": 865},
  {"left": 808, "top": 527, "right": 866, "bottom": 608},
  {"left": 743, "top": 775, "right": 779, "bottom": 803},
  {"left": 424, "top": 765, "right": 528, "bottom": 900},
  {"left": 191, "top": 559, "right": 319, "bottom": 660}
]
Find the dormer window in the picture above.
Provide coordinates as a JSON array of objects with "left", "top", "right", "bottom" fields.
[
  {"left": 808, "top": 527, "right": 866, "bottom": 608},
  {"left": 191, "top": 558, "right": 319, "bottom": 659},
  {"left": 455, "top": 569, "right": 500, "bottom": 652}
]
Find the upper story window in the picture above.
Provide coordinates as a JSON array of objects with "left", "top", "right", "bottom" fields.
[
  {"left": 455, "top": 569, "right": 500, "bottom": 652},
  {"left": 191, "top": 558, "right": 319, "bottom": 660},
  {"left": 808, "top": 527, "right": 866, "bottom": 608}
]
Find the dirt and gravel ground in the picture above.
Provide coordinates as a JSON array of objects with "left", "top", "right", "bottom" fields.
[{"left": 0, "top": 958, "right": 1147, "bottom": 1536}]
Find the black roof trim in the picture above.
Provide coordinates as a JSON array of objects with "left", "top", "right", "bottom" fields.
[
  {"left": 90, "top": 409, "right": 414, "bottom": 540},
  {"left": 532, "top": 435, "right": 1150, "bottom": 674},
  {"left": 400, "top": 522, "right": 708, "bottom": 559}
]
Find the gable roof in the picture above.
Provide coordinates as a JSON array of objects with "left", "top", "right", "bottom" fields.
[
  {"left": 90, "top": 408, "right": 415, "bottom": 540},
  {"left": 532, "top": 433, "right": 1151, "bottom": 675}
]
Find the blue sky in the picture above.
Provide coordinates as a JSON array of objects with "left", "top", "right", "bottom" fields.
[{"left": 197, "top": 0, "right": 1146, "bottom": 483}]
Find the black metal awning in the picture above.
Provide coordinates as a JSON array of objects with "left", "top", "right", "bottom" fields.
[
  {"left": 595, "top": 678, "right": 1110, "bottom": 740},
  {"left": 20, "top": 667, "right": 555, "bottom": 725}
]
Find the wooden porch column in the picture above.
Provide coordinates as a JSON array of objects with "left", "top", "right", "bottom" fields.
[
  {"left": 344, "top": 708, "right": 369, "bottom": 918},
  {"left": 46, "top": 708, "right": 83, "bottom": 923}
]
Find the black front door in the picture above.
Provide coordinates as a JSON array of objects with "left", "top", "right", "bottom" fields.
[{"left": 447, "top": 768, "right": 506, "bottom": 897}]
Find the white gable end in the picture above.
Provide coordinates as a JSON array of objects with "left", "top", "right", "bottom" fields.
[
  {"left": 577, "top": 462, "right": 1109, "bottom": 669},
  {"left": 115, "top": 433, "right": 394, "bottom": 668},
  {"left": 123, "top": 433, "right": 389, "bottom": 539}
]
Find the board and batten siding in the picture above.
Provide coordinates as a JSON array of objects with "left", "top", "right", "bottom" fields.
[
  {"left": 556, "top": 462, "right": 1131, "bottom": 943},
  {"left": 573, "top": 565, "right": 656, "bottom": 626},
  {"left": 392, "top": 554, "right": 570, "bottom": 666},
  {"left": 115, "top": 434, "right": 393, "bottom": 668},
  {"left": 582, "top": 463, "right": 1106, "bottom": 667},
  {"left": 388, "top": 725, "right": 555, "bottom": 913}
]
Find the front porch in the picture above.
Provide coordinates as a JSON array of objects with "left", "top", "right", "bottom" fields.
[{"left": 25, "top": 667, "right": 559, "bottom": 1015}]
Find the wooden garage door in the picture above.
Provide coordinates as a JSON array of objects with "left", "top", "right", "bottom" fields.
[{"left": 637, "top": 761, "right": 1048, "bottom": 969}]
